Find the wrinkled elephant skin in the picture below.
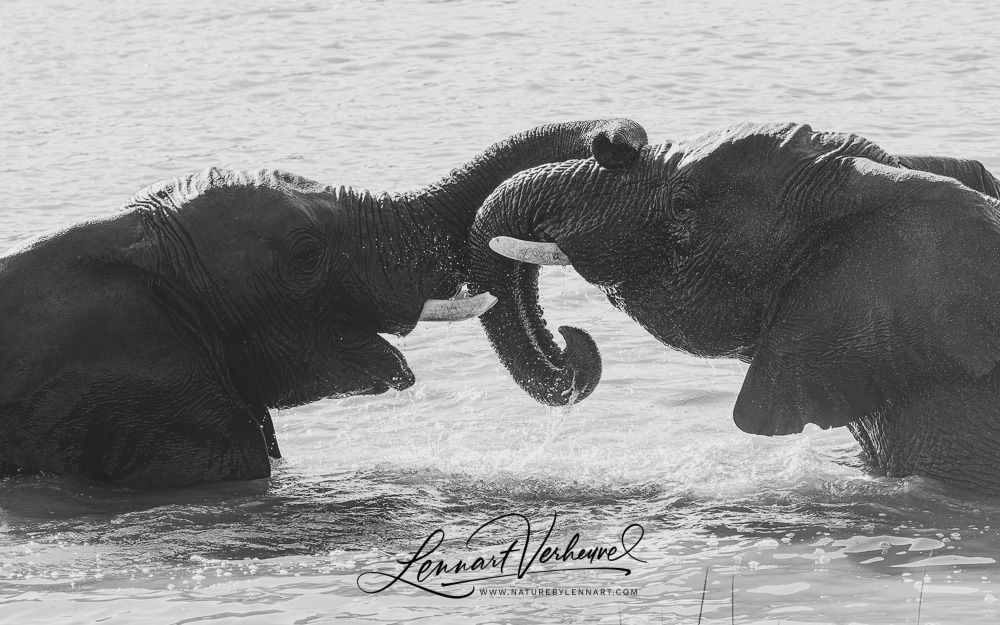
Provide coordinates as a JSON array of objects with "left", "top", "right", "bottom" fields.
[
  {"left": 469, "top": 122, "right": 1000, "bottom": 493},
  {"left": 0, "top": 119, "right": 647, "bottom": 485}
]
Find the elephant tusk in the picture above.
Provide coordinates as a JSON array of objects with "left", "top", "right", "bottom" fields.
[
  {"left": 489, "top": 236, "right": 571, "bottom": 266},
  {"left": 418, "top": 292, "right": 498, "bottom": 322}
]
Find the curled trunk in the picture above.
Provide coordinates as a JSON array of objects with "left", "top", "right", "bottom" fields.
[
  {"left": 466, "top": 161, "right": 608, "bottom": 405},
  {"left": 471, "top": 254, "right": 602, "bottom": 405}
]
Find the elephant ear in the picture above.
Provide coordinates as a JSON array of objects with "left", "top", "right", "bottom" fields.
[
  {"left": 896, "top": 154, "right": 1000, "bottom": 199},
  {"left": 734, "top": 162, "right": 1000, "bottom": 435}
]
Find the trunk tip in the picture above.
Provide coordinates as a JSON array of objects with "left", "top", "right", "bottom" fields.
[
  {"left": 591, "top": 120, "right": 648, "bottom": 169},
  {"left": 557, "top": 325, "right": 602, "bottom": 404}
]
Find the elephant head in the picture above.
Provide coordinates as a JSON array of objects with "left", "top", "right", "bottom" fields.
[
  {"left": 468, "top": 122, "right": 1000, "bottom": 443},
  {"left": 0, "top": 119, "right": 646, "bottom": 485}
]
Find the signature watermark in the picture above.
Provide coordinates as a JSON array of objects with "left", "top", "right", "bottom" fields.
[{"left": 357, "top": 512, "right": 645, "bottom": 599}]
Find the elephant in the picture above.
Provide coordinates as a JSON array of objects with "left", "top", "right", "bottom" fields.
[
  {"left": 0, "top": 118, "right": 647, "bottom": 486},
  {"left": 467, "top": 122, "right": 1000, "bottom": 492}
]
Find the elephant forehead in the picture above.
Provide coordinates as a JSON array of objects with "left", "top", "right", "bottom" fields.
[
  {"left": 124, "top": 167, "right": 336, "bottom": 222},
  {"left": 676, "top": 122, "right": 806, "bottom": 169}
]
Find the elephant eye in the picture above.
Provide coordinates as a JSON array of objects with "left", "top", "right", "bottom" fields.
[
  {"left": 669, "top": 182, "right": 698, "bottom": 219},
  {"left": 284, "top": 231, "right": 324, "bottom": 277}
]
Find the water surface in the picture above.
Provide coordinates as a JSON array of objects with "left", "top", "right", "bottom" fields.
[{"left": 3, "top": 0, "right": 1000, "bottom": 622}]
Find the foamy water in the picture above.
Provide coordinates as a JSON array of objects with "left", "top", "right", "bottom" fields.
[{"left": 3, "top": 0, "right": 1000, "bottom": 622}]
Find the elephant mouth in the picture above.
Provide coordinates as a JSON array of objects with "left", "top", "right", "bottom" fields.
[
  {"left": 348, "top": 292, "right": 498, "bottom": 395},
  {"left": 359, "top": 333, "right": 416, "bottom": 393}
]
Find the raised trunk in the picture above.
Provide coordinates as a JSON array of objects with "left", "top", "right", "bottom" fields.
[
  {"left": 348, "top": 120, "right": 647, "bottom": 335},
  {"left": 415, "top": 119, "right": 647, "bottom": 236},
  {"left": 402, "top": 121, "right": 645, "bottom": 291}
]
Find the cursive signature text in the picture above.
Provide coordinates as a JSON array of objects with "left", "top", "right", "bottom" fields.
[{"left": 357, "top": 513, "right": 645, "bottom": 599}]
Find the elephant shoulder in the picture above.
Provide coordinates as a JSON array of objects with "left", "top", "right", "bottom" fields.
[
  {"left": 122, "top": 168, "right": 332, "bottom": 215},
  {"left": 0, "top": 262, "right": 271, "bottom": 484},
  {"left": 734, "top": 197, "right": 1000, "bottom": 436}
]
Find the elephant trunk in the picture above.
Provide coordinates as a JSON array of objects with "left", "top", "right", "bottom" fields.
[
  {"left": 467, "top": 161, "right": 608, "bottom": 405},
  {"left": 417, "top": 119, "right": 647, "bottom": 235},
  {"left": 366, "top": 119, "right": 647, "bottom": 337},
  {"left": 402, "top": 121, "right": 646, "bottom": 300}
]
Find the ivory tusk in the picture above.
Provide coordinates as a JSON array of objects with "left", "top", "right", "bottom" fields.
[
  {"left": 418, "top": 292, "right": 498, "bottom": 322},
  {"left": 489, "top": 236, "right": 571, "bottom": 266}
]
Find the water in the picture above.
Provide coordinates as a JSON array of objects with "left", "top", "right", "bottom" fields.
[{"left": 3, "top": 0, "right": 1000, "bottom": 622}]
